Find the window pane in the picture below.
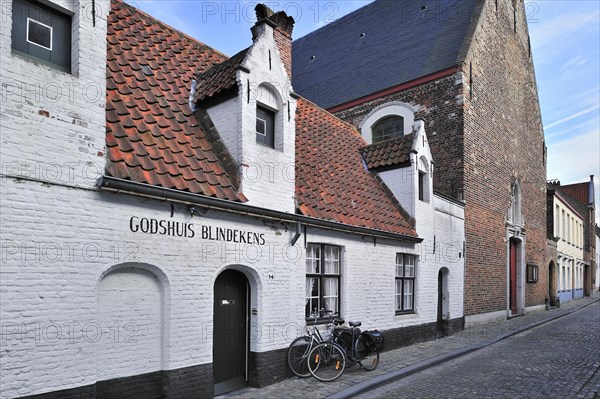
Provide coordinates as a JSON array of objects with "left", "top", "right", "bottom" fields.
[
  {"left": 405, "top": 255, "right": 415, "bottom": 277},
  {"left": 324, "top": 246, "right": 340, "bottom": 274},
  {"left": 305, "top": 277, "right": 320, "bottom": 316},
  {"left": 28, "top": 19, "right": 52, "bottom": 50},
  {"left": 403, "top": 280, "right": 413, "bottom": 310},
  {"left": 306, "top": 244, "right": 320, "bottom": 273},
  {"left": 372, "top": 115, "right": 404, "bottom": 143},
  {"left": 323, "top": 277, "right": 339, "bottom": 313},
  {"left": 395, "top": 279, "right": 402, "bottom": 310},
  {"left": 395, "top": 254, "right": 403, "bottom": 277}
]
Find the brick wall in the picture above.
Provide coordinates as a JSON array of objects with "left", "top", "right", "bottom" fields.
[
  {"left": 333, "top": 73, "right": 465, "bottom": 200},
  {"left": 334, "top": 0, "right": 547, "bottom": 318},
  {"left": 462, "top": 0, "right": 547, "bottom": 313}
]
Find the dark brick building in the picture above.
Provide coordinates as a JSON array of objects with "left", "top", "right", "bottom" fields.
[{"left": 293, "top": 0, "right": 548, "bottom": 321}]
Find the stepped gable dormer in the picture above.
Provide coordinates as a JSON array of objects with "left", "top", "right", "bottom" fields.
[{"left": 192, "top": 4, "right": 297, "bottom": 213}]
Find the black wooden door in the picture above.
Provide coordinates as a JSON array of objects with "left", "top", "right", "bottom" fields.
[{"left": 213, "top": 270, "right": 248, "bottom": 395}]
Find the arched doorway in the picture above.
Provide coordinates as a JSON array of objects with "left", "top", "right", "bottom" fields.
[
  {"left": 213, "top": 269, "right": 249, "bottom": 396},
  {"left": 437, "top": 268, "right": 450, "bottom": 337},
  {"left": 548, "top": 261, "right": 556, "bottom": 306}
]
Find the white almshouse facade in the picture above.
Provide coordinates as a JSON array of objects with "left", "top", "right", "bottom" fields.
[
  {"left": 0, "top": 1, "right": 464, "bottom": 397},
  {"left": 552, "top": 193, "right": 585, "bottom": 304}
]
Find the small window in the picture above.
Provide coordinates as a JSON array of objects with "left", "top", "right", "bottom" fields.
[
  {"left": 11, "top": 0, "right": 72, "bottom": 72},
  {"left": 418, "top": 171, "right": 425, "bottom": 201},
  {"left": 256, "top": 105, "right": 275, "bottom": 148},
  {"left": 305, "top": 244, "right": 341, "bottom": 319},
  {"left": 395, "top": 254, "right": 416, "bottom": 314},
  {"left": 527, "top": 264, "right": 538, "bottom": 283},
  {"left": 372, "top": 115, "right": 404, "bottom": 143}
]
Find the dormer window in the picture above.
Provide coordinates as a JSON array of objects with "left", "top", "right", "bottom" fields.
[
  {"left": 359, "top": 102, "right": 416, "bottom": 144},
  {"left": 372, "top": 115, "right": 404, "bottom": 143},
  {"left": 256, "top": 105, "right": 275, "bottom": 148},
  {"left": 11, "top": 0, "right": 72, "bottom": 73}
]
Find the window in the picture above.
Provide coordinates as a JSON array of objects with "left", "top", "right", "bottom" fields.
[
  {"left": 527, "top": 264, "right": 538, "bottom": 283},
  {"left": 395, "top": 254, "right": 416, "bottom": 313},
  {"left": 256, "top": 105, "right": 275, "bottom": 148},
  {"left": 372, "top": 115, "right": 404, "bottom": 143},
  {"left": 11, "top": 0, "right": 72, "bottom": 72},
  {"left": 418, "top": 171, "right": 425, "bottom": 201},
  {"left": 305, "top": 244, "right": 340, "bottom": 318},
  {"left": 418, "top": 157, "right": 430, "bottom": 202},
  {"left": 555, "top": 205, "right": 560, "bottom": 238}
]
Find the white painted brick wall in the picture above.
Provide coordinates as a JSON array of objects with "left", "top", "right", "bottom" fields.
[
  {"left": 1, "top": 0, "right": 109, "bottom": 189},
  {"left": 1, "top": 174, "right": 464, "bottom": 397}
]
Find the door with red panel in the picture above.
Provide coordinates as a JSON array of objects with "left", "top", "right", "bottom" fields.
[{"left": 509, "top": 239, "right": 518, "bottom": 314}]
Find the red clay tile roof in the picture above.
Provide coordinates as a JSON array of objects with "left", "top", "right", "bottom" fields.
[
  {"left": 105, "top": 0, "right": 245, "bottom": 201},
  {"left": 360, "top": 134, "right": 414, "bottom": 170},
  {"left": 296, "top": 98, "right": 417, "bottom": 236},
  {"left": 193, "top": 48, "right": 249, "bottom": 103}
]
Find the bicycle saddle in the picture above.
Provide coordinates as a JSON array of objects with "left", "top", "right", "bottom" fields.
[
  {"left": 334, "top": 318, "right": 345, "bottom": 325},
  {"left": 349, "top": 321, "right": 361, "bottom": 327}
]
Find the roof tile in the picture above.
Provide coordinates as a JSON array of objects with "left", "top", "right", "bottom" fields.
[
  {"left": 296, "top": 98, "right": 416, "bottom": 236},
  {"left": 105, "top": 0, "right": 244, "bottom": 201}
]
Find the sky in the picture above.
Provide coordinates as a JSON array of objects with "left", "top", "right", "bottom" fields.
[{"left": 133, "top": 0, "right": 600, "bottom": 217}]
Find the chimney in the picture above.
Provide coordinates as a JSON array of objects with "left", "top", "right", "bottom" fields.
[{"left": 252, "top": 4, "right": 295, "bottom": 79}]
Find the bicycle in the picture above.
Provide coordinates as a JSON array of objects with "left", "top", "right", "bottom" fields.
[
  {"left": 286, "top": 310, "right": 344, "bottom": 378},
  {"left": 307, "top": 321, "right": 383, "bottom": 382}
]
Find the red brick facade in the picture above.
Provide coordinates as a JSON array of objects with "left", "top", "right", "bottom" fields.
[{"left": 333, "top": 0, "right": 547, "bottom": 316}]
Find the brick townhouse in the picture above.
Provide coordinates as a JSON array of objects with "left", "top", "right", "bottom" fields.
[
  {"left": 292, "top": 0, "right": 548, "bottom": 323},
  {"left": 0, "top": 1, "right": 465, "bottom": 397}
]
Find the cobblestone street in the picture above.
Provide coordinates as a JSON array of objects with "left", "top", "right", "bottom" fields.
[
  {"left": 220, "top": 296, "right": 599, "bottom": 399},
  {"left": 355, "top": 302, "right": 600, "bottom": 399}
]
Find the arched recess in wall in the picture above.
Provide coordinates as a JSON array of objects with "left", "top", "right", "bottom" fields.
[
  {"left": 256, "top": 82, "right": 285, "bottom": 150},
  {"left": 418, "top": 156, "right": 431, "bottom": 203},
  {"left": 96, "top": 263, "right": 170, "bottom": 381},
  {"left": 358, "top": 101, "right": 417, "bottom": 144}
]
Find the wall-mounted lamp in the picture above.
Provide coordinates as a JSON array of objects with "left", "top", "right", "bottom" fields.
[
  {"left": 189, "top": 206, "right": 208, "bottom": 218},
  {"left": 291, "top": 221, "right": 302, "bottom": 246}
]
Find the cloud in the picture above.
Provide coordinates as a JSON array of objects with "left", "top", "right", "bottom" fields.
[
  {"left": 560, "top": 54, "right": 588, "bottom": 77},
  {"left": 544, "top": 104, "right": 600, "bottom": 130},
  {"left": 547, "top": 128, "right": 600, "bottom": 221}
]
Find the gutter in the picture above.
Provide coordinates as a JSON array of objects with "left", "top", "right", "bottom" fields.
[{"left": 96, "top": 176, "right": 422, "bottom": 243}]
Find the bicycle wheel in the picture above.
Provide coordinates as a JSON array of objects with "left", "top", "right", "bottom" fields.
[
  {"left": 307, "top": 342, "right": 346, "bottom": 382},
  {"left": 355, "top": 336, "right": 379, "bottom": 371},
  {"left": 287, "top": 336, "right": 313, "bottom": 378}
]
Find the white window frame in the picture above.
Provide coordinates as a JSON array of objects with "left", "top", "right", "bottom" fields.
[
  {"left": 26, "top": 17, "right": 53, "bottom": 51},
  {"left": 256, "top": 116, "right": 267, "bottom": 136}
]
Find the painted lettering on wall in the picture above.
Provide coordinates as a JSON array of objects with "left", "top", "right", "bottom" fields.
[{"left": 129, "top": 217, "right": 266, "bottom": 245}]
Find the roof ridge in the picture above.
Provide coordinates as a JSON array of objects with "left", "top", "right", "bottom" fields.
[{"left": 114, "top": 0, "right": 230, "bottom": 60}]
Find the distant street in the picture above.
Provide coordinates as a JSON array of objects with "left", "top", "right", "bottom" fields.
[{"left": 355, "top": 303, "right": 600, "bottom": 399}]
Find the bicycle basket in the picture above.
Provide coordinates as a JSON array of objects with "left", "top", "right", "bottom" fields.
[{"left": 361, "top": 330, "right": 384, "bottom": 352}]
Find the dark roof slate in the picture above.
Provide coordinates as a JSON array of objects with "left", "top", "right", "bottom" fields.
[
  {"left": 295, "top": 98, "right": 416, "bottom": 236},
  {"left": 360, "top": 134, "right": 414, "bottom": 170},
  {"left": 292, "top": 0, "right": 480, "bottom": 109},
  {"left": 105, "top": 0, "right": 245, "bottom": 202}
]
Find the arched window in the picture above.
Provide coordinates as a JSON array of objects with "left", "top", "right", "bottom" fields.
[
  {"left": 256, "top": 83, "right": 281, "bottom": 149},
  {"left": 372, "top": 115, "right": 405, "bottom": 143}
]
